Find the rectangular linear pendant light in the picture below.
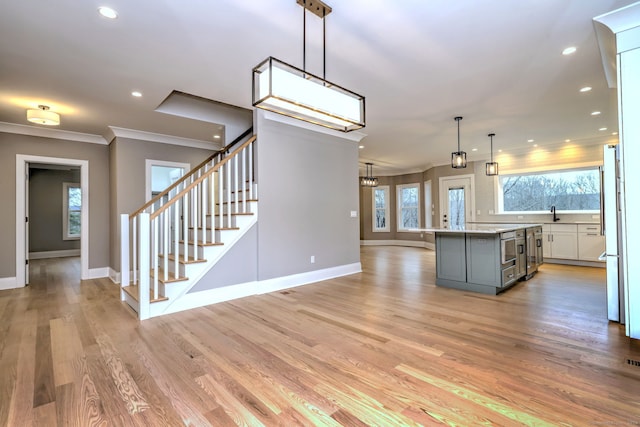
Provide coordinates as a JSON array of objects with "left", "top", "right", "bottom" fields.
[
  {"left": 252, "top": 0, "right": 365, "bottom": 132},
  {"left": 252, "top": 57, "right": 365, "bottom": 132}
]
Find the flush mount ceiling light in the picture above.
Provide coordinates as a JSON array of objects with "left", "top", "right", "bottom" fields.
[
  {"left": 562, "top": 46, "right": 577, "bottom": 55},
  {"left": 27, "top": 105, "right": 60, "bottom": 126},
  {"left": 98, "top": 6, "right": 118, "bottom": 19},
  {"left": 360, "top": 162, "right": 378, "bottom": 187},
  {"left": 252, "top": 0, "right": 365, "bottom": 132},
  {"left": 451, "top": 116, "right": 467, "bottom": 169},
  {"left": 485, "top": 133, "right": 499, "bottom": 176},
  {"left": 580, "top": 86, "right": 592, "bottom": 92}
]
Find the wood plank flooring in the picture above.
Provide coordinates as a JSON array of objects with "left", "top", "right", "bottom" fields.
[{"left": 1, "top": 247, "right": 640, "bottom": 426}]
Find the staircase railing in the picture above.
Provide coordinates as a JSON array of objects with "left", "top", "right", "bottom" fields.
[
  {"left": 132, "top": 126, "right": 254, "bottom": 217},
  {"left": 120, "top": 133, "right": 257, "bottom": 319}
]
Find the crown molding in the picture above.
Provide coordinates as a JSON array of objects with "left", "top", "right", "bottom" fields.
[
  {"left": 108, "top": 126, "right": 223, "bottom": 150},
  {"left": 262, "top": 111, "right": 367, "bottom": 143},
  {"left": 0, "top": 121, "right": 107, "bottom": 144}
]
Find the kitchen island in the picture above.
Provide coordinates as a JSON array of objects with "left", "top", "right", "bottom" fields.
[{"left": 415, "top": 224, "right": 543, "bottom": 295}]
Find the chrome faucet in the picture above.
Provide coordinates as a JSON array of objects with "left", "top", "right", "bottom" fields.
[{"left": 550, "top": 205, "right": 560, "bottom": 222}]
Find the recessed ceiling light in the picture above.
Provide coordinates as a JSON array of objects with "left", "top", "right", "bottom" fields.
[
  {"left": 98, "top": 6, "right": 118, "bottom": 19},
  {"left": 591, "top": 111, "right": 601, "bottom": 116},
  {"left": 565, "top": 139, "right": 571, "bottom": 142},
  {"left": 562, "top": 46, "right": 577, "bottom": 55},
  {"left": 498, "top": 149, "right": 503, "bottom": 153},
  {"left": 472, "top": 148, "right": 478, "bottom": 152},
  {"left": 213, "top": 135, "right": 221, "bottom": 139},
  {"left": 533, "top": 144, "right": 538, "bottom": 147},
  {"left": 612, "top": 132, "right": 618, "bottom": 135},
  {"left": 527, "top": 139, "right": 534, "bottom": 143},
  {"left": 599, "top": 127, "right": 608, "bottom": 131},
  {"left": 358, "top": 145, "right": 364, "bottom": 149},
  {"left": 580, "top": 86, "right": 592, "bottom": 92},
  {"left": 131, "top": 91, "right": 142, "bottom": 97}
]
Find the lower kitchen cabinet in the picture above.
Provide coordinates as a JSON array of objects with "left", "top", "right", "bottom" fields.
[
  {"left": 543, "top": 224, "right": 578, "bottom": 260},
  {"left": 542, "top": 223, "right": 604, "bottom": 262},
  {"left": 577, "top": 224, "right": 605, "bottom": 261}
]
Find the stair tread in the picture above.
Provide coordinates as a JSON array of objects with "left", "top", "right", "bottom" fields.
[
  {"left": 122, "top": 284, "right": 169, "bottom": 303},
  {"left": 178, "top": 239, "right": 225, "bottom": 247},
  {"left": 159, "top": 254, "right": 207, "bottom": 264},
  {"left": 205, "top": 212, "right": 254, "bottom": 217},
  {"left": 150, "top": 269, "right": 189, "bottom": 284},
  {"left": 217, "top": 199, "right": 258, "bottom": 205},
  {"left": 188, "top": 226, "right": 240, "bottom": 231}
]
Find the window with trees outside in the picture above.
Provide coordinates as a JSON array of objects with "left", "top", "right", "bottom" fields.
[
  {"left": 372, "top": 186, "right": 390, "bottom": 232},
  {"left": 397, "top": 183, "right": 420, "bottom": 231},
  {"left": 63, "top": 182, "right": 81, "bottom": 240},
  {"left": 498, "top": 168, "right": 600, "bottom": 213}
]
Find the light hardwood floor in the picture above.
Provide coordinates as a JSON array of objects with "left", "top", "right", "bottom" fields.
[{"left": 1, "top": 247, "right": 639, "bottom": 426}]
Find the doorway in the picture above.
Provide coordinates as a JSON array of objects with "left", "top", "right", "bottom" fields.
[
  {"left": 145, "top": 160, "right": 190, "bottom": 208},
  {"left": 16, "top": 155, "right": 89, "bottom": 286},
  {"left": 439, "top": 175, "right": 475, "bottom": 229}
]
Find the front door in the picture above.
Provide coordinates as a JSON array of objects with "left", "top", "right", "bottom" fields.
[{"left": 439, "top": 175, "right": 475, "bottom": 229}]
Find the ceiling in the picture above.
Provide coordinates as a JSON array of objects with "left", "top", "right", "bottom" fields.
[{"left": 0, "top": 0, "right": 633, "bottom": 175}]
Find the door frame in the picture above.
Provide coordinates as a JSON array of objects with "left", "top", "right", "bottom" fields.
[
  {"left": 439, "top": 174, "right": 476, "bottom": 228},
  {"left": 16, "top": 155, "right": 89, "bottom": 286}
]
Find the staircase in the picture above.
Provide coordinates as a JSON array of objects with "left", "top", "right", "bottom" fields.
[{"left": 120, "top": 131, "right": 257, "bottom": 319}]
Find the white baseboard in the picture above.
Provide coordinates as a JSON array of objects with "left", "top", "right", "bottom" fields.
[
  {"left": 29, "top": 249, "right": 81, "bottom": 259},
  {"left": 109, "top": 268, "right": 120, "bottom": 284},
  {"left": 0, "top": 277, "right": 18, "bottom": 291},
  {"left": 157, "top": 262, "right": 362, "bottom": 317},
  {"left": 86, "top": 267, "right": 109, "bottom": 279},
  {"left": 361, "top": 240, "right": 435, "bottom": 250},
  {"left": 257, "top": 262, "right": 362, "bottom": 295},
  {"left": 543, "top": 259, "right": 605, "bottom": 268}
]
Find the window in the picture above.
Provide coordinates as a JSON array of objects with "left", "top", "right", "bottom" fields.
[
  {"left": 498, "top": 168, "right": 600, "bottom": 213},
  {"left": 372, "top": 186, "right": 390, "bottom": 232},
  {"left": 397, "top": 183, "right": 420, "bottom": 231},
  {"left": 63, "top": 182, "right": 81, "bottom": 240}
]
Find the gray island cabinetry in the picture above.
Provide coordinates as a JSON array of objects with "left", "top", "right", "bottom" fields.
[{"left": 420, "top": 224, "right": 542, "bottom": 295}]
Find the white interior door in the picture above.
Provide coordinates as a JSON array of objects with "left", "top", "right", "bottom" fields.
[{"left": 439, "top": 175, "right": 475, "bottom": 229}]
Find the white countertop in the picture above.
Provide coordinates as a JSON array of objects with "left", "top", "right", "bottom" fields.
[{"left": 411, "top": 223, "right": 543, "bottom": 234}]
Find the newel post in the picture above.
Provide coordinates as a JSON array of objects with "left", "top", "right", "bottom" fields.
[
  {"left": 119, "top": 214, "right": 129, "bottom": 301},
  {"left": 138, "top": 213, "right": 151, "bottom": 320}
]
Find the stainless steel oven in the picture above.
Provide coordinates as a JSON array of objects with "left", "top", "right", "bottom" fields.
[{"left": 500, "top": 231, "right": 517, "bottom": 267}]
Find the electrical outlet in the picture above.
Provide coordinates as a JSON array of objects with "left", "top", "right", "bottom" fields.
[
  {"left": 489, "top": 210, "right": 494, "bottom": 215},
  {"left": 517, "top": 215, "right": 524, "bottom": 219},
  {"left": 310, "top": 256, "right": 315, "bottom": 263},
  {"left": 420, "top": 233, "right": 424, "bottom": 238}
]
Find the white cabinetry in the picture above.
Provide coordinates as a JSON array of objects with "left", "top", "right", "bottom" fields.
[
  {"left": 542, "top": 224, "right": 578, "bottom": 260},
  {"left": 542, "top": 223, "right": 605, "bottom": 263},
  {"left": 577, "top": 224, "right": 605, "bottom": 261}
]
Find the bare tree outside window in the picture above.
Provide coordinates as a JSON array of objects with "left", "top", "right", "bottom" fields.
[
  {"left": 500, "top": 169, "right": 600, "bottom": 212},
  {"left": 448, "top": 188, "right": 465, "bottom": 227},
  {"left": 398, "top": 185, "right": 419, "bottom": 230}
]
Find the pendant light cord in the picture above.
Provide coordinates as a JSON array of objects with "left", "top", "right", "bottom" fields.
[{"left": 303, "top": 2, "right": 306, "bottom": 72}]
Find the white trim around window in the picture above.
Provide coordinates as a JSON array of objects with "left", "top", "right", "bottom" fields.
[
  {"left": 396, "top": 183, "right": 420, "bottom": 232},
  {"left": 62, "top": 182, "right": 81, "bottom": 240},
  {"left": 371, "top": 185, "right": 390, "bottom": 232}
]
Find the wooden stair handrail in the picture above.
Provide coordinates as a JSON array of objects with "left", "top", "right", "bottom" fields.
[
  {"left": 150, "top": 135, "right": 257, "bottom": 221},
  {"left": 130, "top": 127, "right": 253, "bottom": 217}
]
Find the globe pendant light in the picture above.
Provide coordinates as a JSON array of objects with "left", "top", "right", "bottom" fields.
[
  {"left": 451, "top": 116, "right": 467, "bottom": 168},
  {"left": 360, "top": 162, "right": 379, "bottom": 187},
  {"left": 485, "top": 133, "right": 499, "bottom": 176}
]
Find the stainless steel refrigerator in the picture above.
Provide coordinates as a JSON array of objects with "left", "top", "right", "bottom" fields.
[{"left": 601, "top": 144, "right": 625, "bottom": 324}]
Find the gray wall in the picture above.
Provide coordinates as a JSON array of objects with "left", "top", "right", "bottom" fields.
[
  {"left": 0, "top": 132, "right": 110, "bottom": 277},
  {"left": 359, "top": 143, "right": 605, "bottom": 245},
  {"left": 109, "top": 137, "right": 216, "bottom": 271},
  {"left": 189, "top": 224, "right": 258, "bottom": 292},
  {"left": 29, "top": 167, "right": 81, "bottom": 252},
  {"left": 256, "top": 113, "right": 360, "bottom": 281}
]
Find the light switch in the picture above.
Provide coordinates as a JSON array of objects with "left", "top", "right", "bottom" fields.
[{"left": 350, "top": 211, "right": 358, "bottom": 218}]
